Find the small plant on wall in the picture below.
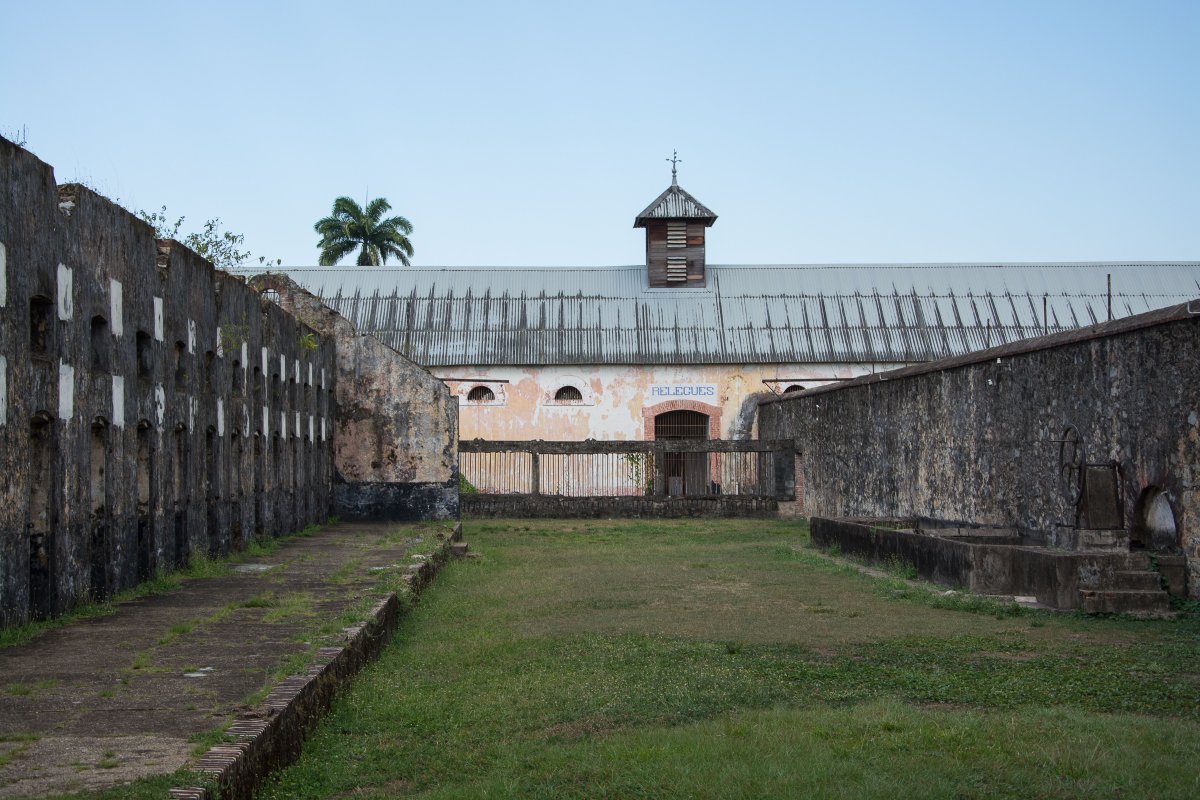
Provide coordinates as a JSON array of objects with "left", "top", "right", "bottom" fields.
[{"left": 298, "top": 332, "right": 319, "bottom": 352}]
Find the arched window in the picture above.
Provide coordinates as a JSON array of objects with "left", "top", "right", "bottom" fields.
[
  {"left": 784, "top": 384, "right": 805, "bottom": 394},
  {"left": 553, "top": 385, "right": 583, "bottom": 404},
  {"left": 467, "top": 385, "right": 495, "bottom": 403}
]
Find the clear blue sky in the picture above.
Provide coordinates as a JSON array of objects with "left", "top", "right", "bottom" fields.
[{"left": 3, "top": 0, "right": 1197, "bottom": 267}]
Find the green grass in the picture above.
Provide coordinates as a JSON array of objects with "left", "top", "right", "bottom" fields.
[{"left": 257, "top": 518, "right": 1200, "bottom": 799}]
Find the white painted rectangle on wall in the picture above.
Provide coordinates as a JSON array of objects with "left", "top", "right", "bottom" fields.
[
  {"left": 153, "top": 297, "right": 164, "bottom": 341},
  {"left": 110, "top": 279, "right": 123, "bottom": 336},
  {"left": 187, "top": 319, "right": 196, "bottom": 354},
  {"left": 0, "top": 240, "right": 7, "bottom": 307},
  {"left": 58, "top": 361, "right": 74, "bottom": 419},
  {"left": 0, "top": 355, "right": 7, "bottom": 426},
  {"left": 261, "top": 347, "right": 269, "bottom": 375},
  {"left": 217, "top": 398, "right": 225, "bottom": 436},
  {"left": 111, "top": 375, "right": 125, "bottom": 428},
  {"left": 57, "top": 263, "right": 73, "bottom": 320},
  {"left": 263, "top": 405, "right": 269, "bottom": 435}
]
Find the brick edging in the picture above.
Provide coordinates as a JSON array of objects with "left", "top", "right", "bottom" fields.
[{"left": 169, "top": 522, "right": 464, "bottom": 800}]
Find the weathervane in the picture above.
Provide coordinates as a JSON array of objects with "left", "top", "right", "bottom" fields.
[{"left": 667, "top": 150, "right": 681, "bottom": 185}]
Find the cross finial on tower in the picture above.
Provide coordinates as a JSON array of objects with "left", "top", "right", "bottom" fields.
[{"left": 667, "top": 150, "right": 681, "bottom": 185}]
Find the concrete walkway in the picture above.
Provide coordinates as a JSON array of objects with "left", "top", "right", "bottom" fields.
[{"left": 0, "top": 520, "right": 452, "bottom": 799}]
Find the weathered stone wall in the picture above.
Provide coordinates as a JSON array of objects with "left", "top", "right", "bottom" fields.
[
  {"left": 0, "top": 138, "right": 336, "bottom": 626},
  {"left": 758, "top": 303, "right": 1200, "bottom": 598},
  {"left": 252, "top": 275, "right": 459, "bottom": 521}
]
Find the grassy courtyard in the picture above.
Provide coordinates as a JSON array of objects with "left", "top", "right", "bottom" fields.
[{"left": 259, "top": 518, "right": 1200, "bottom": 800}]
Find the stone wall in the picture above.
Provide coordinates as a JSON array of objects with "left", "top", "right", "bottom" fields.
[
  {"left": 252, "top": 275, "right": 459, "bottom": 521},
  {"left": 0, "top": 138, "right": 336, "bottom": 626},
  {"left": 758, "top": 302, "right": 1200, "bottom": 598}
]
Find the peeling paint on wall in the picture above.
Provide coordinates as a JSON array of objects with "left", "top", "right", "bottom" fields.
[
  {"left": 155, "top": 384, "right": 166, "bottom": 428},
  {"left": 187, "top": 319, "right": 196, "bottom": 355},
  {"left": 442, "top": 363, "right": 893, "bottom": 442}
]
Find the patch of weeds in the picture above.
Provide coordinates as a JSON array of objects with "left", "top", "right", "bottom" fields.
[
  {"left": 0, "top": 734, "right": 38, "bottom": 769},
  {"left": 157, "top": 620, "right": 198, "bottom": 646},
  {"left": 262, "top": 592, "right": 317, "bottom": 623},
  {"left": 97, "top": 750, "right": 119, "bottom": 769},
  {"left": 7, "top": 678, "right": 59, "bottom": 696},
  {"left": 330, "top": 557, "right": 364, "bottom": 584},
  {"left": 235, "top": 592, "right": 279, "bottom": 609},
  {"left": 181, "top": 551, "right": 230, "bottom": 579},
  {"left": 130, "top": 651, "right": 153, "bottom": 671},
  {"left": 188, "top": 724, "right": 235, "bottom": 757}
]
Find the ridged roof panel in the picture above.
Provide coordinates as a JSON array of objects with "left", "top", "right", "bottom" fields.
[
  {"left": 633, "top": 183, "right": 718, "bottom": 226},
  {"left": 257, "top": 263, "right": 1200, "bottom": 367}
]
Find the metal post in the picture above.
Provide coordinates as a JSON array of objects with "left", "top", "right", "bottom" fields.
[
  {"left": 530, "top": 447, "right": 540, "bottom": 495},
  {"left": 653, "top": 443, "right": 667, "bottom": 497}
]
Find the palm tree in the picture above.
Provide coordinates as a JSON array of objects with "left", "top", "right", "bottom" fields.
[{"left": 314, "top": 196, "right": 414, "bottom": 266}]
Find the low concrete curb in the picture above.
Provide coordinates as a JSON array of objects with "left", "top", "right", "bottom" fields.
[{"left": 169, "top": 522, "right": 464, "bottom": 800}]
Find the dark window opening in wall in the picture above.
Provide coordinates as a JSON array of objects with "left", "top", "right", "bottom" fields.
[
  {"left": 253, "top": 433, "right": 264, "bottom": 539},
  {"left": 467, "top": 385, "right": 495, "bottom": 403},
  {"left": 204, "top": 351, "right": 215, "bottom": 394},
  {"left": 89, "top": 419, "right": 109, "bottom": 601},
  {"left": 231, "top": 432, "right": 244, "bottom": 550},
  {"left": 90, "top": 420, "right": 107, "bottom": 515},
  {"left": 174, "top": 341, "right": 187, "bottom": 389},
  {"left": 554, "top": 385, "right": 583, "bottom": 403},
  {"left": 136, "top": 331, "right": 153, "bottom": 378},
  {"left": 784, "top": 384, "right": 805, "bottom": 394},
  {"left": 90, "top": 316, "right": 110, "bottom": 371},
  {"left": 173, "top": 425, "right": 188, "bottom": 568},
  {"left": 205, "top": 426, "right": 219, "bottom": 557},
  {"left": 231, "top": 361, "right": 243, "bottom": 397},
  {"left": 29, "top": 414, "right": 54, "bottom": 620},
  {"left": 30, "top": 295, "right": 53, "bottom": 357},
  {"left": 136, "top": 421, "right": 154, "bottom": 581}
]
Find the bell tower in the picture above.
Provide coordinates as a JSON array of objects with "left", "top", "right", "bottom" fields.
[{"left": 634, "top": 153, "right": 718, "bottom": 288}]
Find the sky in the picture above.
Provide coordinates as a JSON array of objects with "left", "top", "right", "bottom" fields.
[{"left": 2, "top": 0, "right": 1197, "bottom": 268}]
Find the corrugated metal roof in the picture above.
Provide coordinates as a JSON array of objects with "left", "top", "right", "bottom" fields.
[
  {"left": 258, "top": 263, "right": 1200, "bottom": 367},
  {"left": 633, "top": 183, "right": 718, "bottom": 227}
]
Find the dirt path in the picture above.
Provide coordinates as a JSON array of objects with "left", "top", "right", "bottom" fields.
[{"left": 0, "top": 520, "right": 447, "bottom": 799}]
